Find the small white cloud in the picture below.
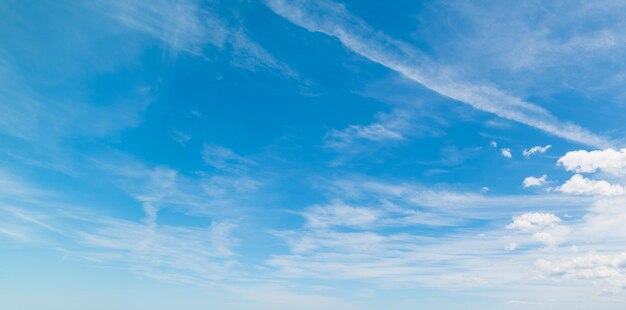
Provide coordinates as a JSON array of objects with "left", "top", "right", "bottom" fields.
[
  {"left": 501, "top": 148, "right": 512, "bottom": 158},
  {"left": 523, "top": 175, "right": 548, "bottom": 187},
  {"left": 480, "top": 186, "right": 489, "bottom": 193},
  {"left": 507, "top": 212, "right": 561, "bottom": 230},
  {"left": 558, "top": 148, "right": 626, "bottom": 175},
  {"left": 490, "top": 141, "right": 497, "bottom": 148},
  {"left": 523, "top": 145, "right": 551, "bottom": 157},
  {"left": 558, "top": 174, "right": 625, "bottom": 196}
]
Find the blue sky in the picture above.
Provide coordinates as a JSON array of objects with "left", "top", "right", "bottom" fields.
[{"left": 3, "top": 0, "right": 626, "bottom": 309}]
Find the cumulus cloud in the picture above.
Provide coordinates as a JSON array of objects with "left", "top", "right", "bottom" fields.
[
  {"left": 507, "top": 212, "right": 561, "bottom": 230},
  {"left": 507, "top": 212, "right": 569, "bottom": 247},
  {"left": 490, "top": 141, "right": 497, "bottom": 148},
  {"left": 536, "top": 253, "right": 626, "bottom": 286},
  {"left": 558, "top": 174, "right": 625, "bottom": 196},
  {"left": 501, "top": 148, "right": 512, "bottom": 158},
  {"left": 531, "top": 227, "right": 569, "bottom": 247},
  {"left": 523, "top": 145, "right": 551, "bottom": 157},
  {"left": 558, "top": 148, "right": 626, "bottom": 175},
  {"left": 523, "top": 175, "right": 547, "bottom": 187}
]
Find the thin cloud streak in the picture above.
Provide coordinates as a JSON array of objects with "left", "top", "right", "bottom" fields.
[{"left": 265, "top": 0, "right": 611, "bottom": 148}]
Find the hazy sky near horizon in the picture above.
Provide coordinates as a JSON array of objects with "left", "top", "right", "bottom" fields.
[{"left": 3, "top": 1, "right": 626, "bottom": 309}]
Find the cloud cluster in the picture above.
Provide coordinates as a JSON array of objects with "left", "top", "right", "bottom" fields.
[
  {"left": 537, "top": 253, "right": 626, "bottom": 286},
  {"left": 555, "top": 149, "right": 626, "bottom": 197}
]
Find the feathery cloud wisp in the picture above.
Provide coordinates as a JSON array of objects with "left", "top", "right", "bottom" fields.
[
  {"left": 523, "top": 145, "right": 551, "bottom": 157},
  {"left": 265, "top": 0, "right": 610, "bottom": 148}
]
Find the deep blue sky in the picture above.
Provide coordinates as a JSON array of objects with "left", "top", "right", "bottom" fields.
[{"left": 2, "top": 1, "right": 626, "bottom": 309}]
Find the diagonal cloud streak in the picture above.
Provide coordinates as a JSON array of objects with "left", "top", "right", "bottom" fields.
[{"left": 265, "top": 0, "right": 612, "bottom": 148}]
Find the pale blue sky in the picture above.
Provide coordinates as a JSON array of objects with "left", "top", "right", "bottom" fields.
[{"left": 2, "top": 0, "right": 626, "bottom": 309}]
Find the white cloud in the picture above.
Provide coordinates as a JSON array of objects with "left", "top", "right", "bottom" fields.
[
  {"left": 558, "top": 148, "right": 626, "bottom": 175},
  {"left": 536, "top": 253, "right": 626, "bottom": 286},
  {"left": 103, "top": 0, "right": 296, "bottom": 76},
  {"left": 523, "top": 145, "right": 551, "bottom": 157},
  {"left": 558, "top": 174, "right": 625, "bottom": 196},
  {"left": 532, "top": 227, "right": 569, "bottom": 247},
  {"left": 490, "top": 141, "right": 498, "bottom": 148},
  {"left": 501, "top": 148, "right": 512, "bottom": 158},
  {"left": 507, "top": 212, "right": 561, "bottom": 231},
  {"left": 523, "top": 175, "right": 547, "bottom": 187},
  {"left": 265, "top": 0, "right": 611, "bottom": 148}
]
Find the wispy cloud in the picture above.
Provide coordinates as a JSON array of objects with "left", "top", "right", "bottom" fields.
[
  {"left": 325, "top": 123, "right": 405, "bottom": 150},
  {"left": 79, "top": 217, "right": 238, "bottom": 284},
  {"left": 265, "top": 0, "right": 611, "bottom": 148},
  {"left": 0, "top": 162, "right": 242, "bottom": 286},
  {"left": 100, "top": 0, "right": 297, "bottom": 76},
  {"left": 267, "top": 176, "right": 594, "bottom": 289},
  {"left": 523, "top": 145, "right": 551, "bottom": 157}
]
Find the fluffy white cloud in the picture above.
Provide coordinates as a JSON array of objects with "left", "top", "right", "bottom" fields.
[
  {"left": 507, "top": 212, "right": 561, "bottom": 230},
  {"left": 523, "top": 175, "right": 547, "bottom": 187},
  {"left": 532, "top": 226, "right": 569, "bottom": 247},
  {"left": 501, "top": 148, "right": 512, "bottom": 158},
  {"left": 558, "top": 174, "right": 625, "bottom": 196},
  {"left": 490, "top": 141, "right": 497, "bottom": 148},
  {"left": 536, "top": 253, "right": 626, "bottom": 285},
  {"left": 507, "top": 213, "right": 569, "bottom": 248},
  {"left": 523, "top": 145, "right": 551, "bottom": 157},
  {"left": 558, "top": 148, "right": 626, "bottom": 175}
]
